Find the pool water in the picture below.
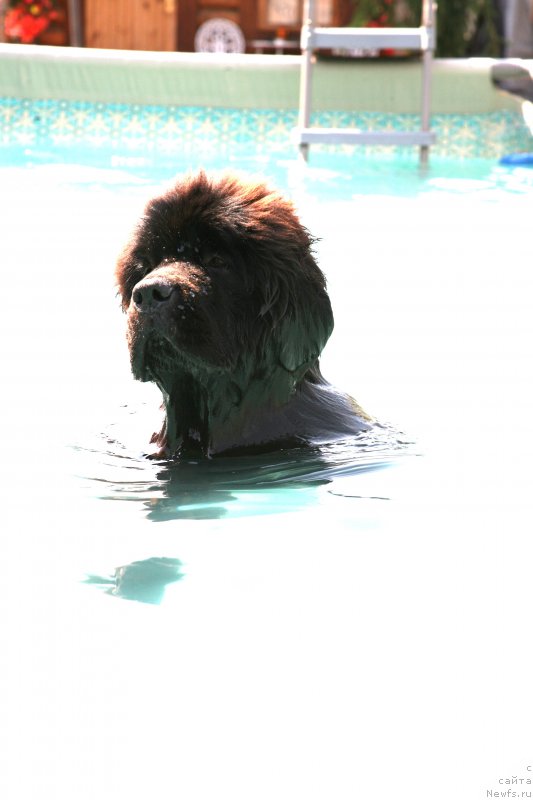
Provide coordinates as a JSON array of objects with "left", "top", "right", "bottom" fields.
[{"left": 1, "top": 146, "right": 533, "bottom": 800}]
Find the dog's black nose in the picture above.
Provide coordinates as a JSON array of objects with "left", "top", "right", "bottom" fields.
[{"left": 132, "top": 276, "right": 174, "bottom": 312}]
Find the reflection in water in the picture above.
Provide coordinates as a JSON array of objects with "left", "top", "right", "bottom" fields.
[
  {"left": 71, "top": 407, "right": 415, "bottom": 522},
  {"left": 84, "top": 557, "right": 184, "bottom": 604}
]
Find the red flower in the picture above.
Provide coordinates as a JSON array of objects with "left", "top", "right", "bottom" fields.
[{"left": 4, "top": 0, "right": 59, "bottom": 43}]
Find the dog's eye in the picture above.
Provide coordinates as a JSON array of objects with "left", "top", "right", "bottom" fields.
[
  {"left": 133, "top": 261, "right": 150, "bottom": 280},
  {"left": 204, "top": 255, "right": 227, "bottom": 270}
]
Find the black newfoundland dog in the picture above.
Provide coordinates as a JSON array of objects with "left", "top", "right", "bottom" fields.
[{"left": 116, "top": 171, "right": 372, "bottom": 458}]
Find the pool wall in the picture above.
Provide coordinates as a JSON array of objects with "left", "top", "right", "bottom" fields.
[{"left": 1, "top": 44, "right": 532, "bottom": 158}]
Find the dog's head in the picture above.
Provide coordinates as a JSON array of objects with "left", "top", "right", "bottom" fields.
[{"left": 115, "top": 171, "right": 334, "bottom": 393}]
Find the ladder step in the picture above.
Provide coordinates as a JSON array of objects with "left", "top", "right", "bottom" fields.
[
  {"left": 294, "top": 128, "right": 436, "bottom": 147},
  {"left": 306, "top": 27, "right": 434, "bottom": 51}
]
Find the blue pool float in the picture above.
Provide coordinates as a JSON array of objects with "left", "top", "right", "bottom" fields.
[{"left": 500, "top": 153, "right": 533, "bottom": 167}]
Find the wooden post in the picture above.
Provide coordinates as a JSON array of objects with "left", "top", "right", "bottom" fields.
[{"left": 68, "top": 0, "right": 84, "bottom": 46}]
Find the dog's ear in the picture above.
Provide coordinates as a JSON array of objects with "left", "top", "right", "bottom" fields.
[
  {"left": 259, "top": 263, "right": 334, "bottom": 378},
  {"left": 278, "top": 287, "right": 334, "bottom": 376}
]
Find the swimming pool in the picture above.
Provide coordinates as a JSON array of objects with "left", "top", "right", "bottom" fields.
[{"left": 2, "top": 55, "right": 533, "bottom": 800}]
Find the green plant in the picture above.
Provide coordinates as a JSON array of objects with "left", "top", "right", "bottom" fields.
[
  {"left": 402, "top": 0, "right": 502, "bottom": 57},
  {"left": 349, "top": 0, "right": 395, "bottom": 27}
]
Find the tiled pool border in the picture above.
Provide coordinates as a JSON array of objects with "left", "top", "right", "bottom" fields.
[{"left": 1, "top": 96, "right": 531, "bottom": 160}]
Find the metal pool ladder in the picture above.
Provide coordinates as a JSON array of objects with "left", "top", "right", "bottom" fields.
[{"left": 295, "top": 0, "right": 437, "bottom": 164}]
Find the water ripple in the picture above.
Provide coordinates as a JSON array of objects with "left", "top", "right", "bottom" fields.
[{"left": 69, "top": 405, "right": 415, "bottom": 520}]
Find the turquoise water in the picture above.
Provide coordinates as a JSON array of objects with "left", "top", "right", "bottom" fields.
[{"left": 1, "top": 142, "right": 533, "bottom": 799}]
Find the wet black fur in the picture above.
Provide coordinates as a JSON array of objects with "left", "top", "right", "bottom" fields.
[{"left": 116, "top": 171, "right": 372, "bottom": 457}]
